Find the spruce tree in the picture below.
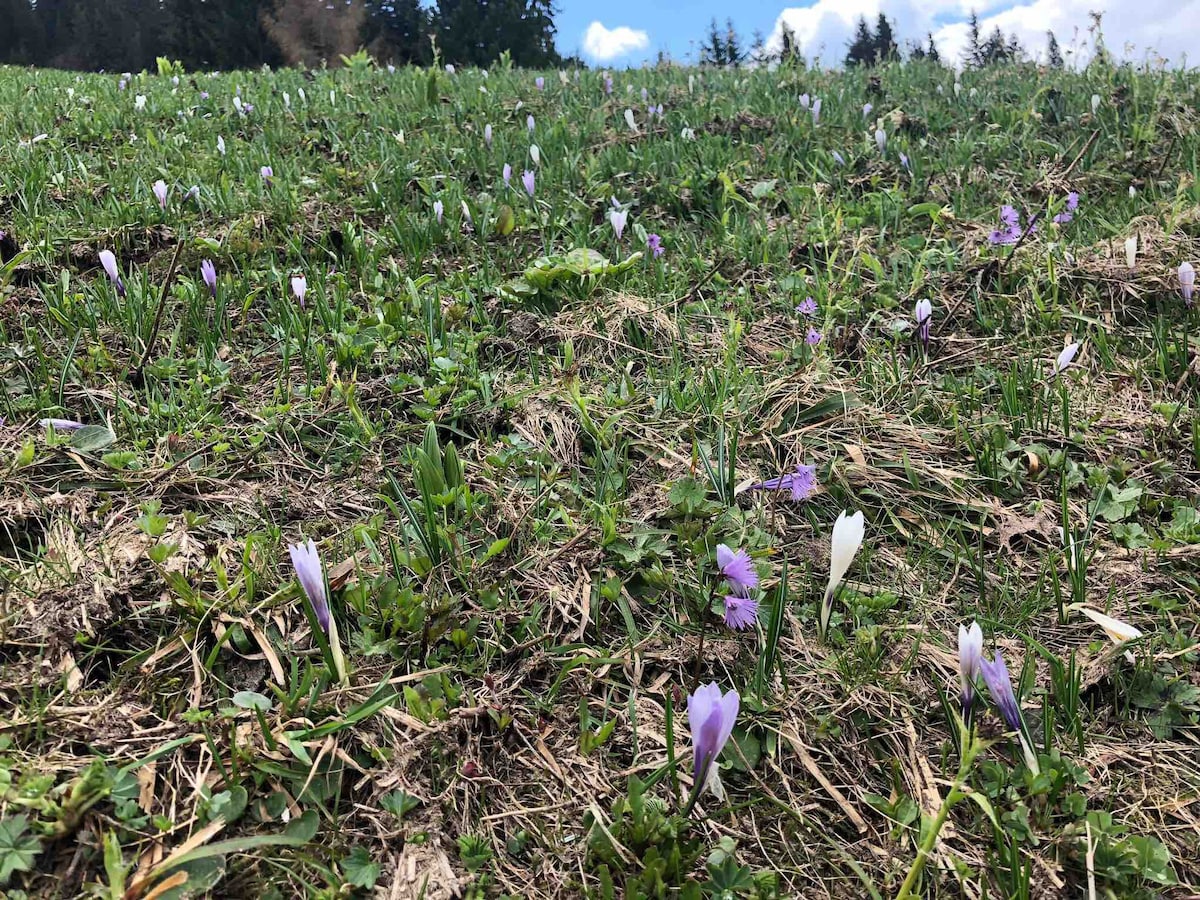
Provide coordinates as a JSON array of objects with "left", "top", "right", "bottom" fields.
[
  {"left": 964, "top": 12, "right": 983, "bottom": 68},
  {"left": 1046, "top": 31, "right": 1064, "bottom": 68},
  {"left": 873, "top": 13, "right": 898, "bottom": 63},
  {"left": 845, "top": 16, "right": 874, "bottom": 67}
]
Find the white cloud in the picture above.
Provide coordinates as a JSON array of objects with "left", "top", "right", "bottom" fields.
[
  {"left": 582, "top": 21, "right": 650, "bottom": 63},
  {"left": 768, "top": 0, "right": 1200, "bottom": 67}
]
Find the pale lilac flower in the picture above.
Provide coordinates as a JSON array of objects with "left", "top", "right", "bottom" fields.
[
  {"left": 862, "top": 102, "right": 872, "bottom": 119},
  {"left": 484, "top": 123, "right": 493, "bottom": 148},
  {"left": 526, "top": 114, "right": 535, "bottom": 133},
  {"left": 387, "top": 64, "right": 395, "bottom": 73},
  {"left": 874, "top": 128, "right": 886, "bottom": 154},
  {"left": 521, "top": 169, "right": 536, "bottom": 197},
  {"left": 152, "top": 179, "right": 168, "bottom": 210},
  {"left": 979, "top": 652, "right": 1039, "bottom": 773},
  {"left": 687, "top": 683, "right": 739, "bottom": 791},
  {"left": 1052, "top": 342, "right": 1079, "bottom": 376},
  {"left": 799, "top": 93, "right": 810, "bottom": 109},
  {"left": 899, "top": 153, "right": 910, "bottom": 172},
  {"left": 646, "top": 233, "right": 664, "bottom": 258},
  {"left": 811, "top": 97, "right": 821, "bottom": 125},
  {"left": 433, "top": 199, "right": 444, "bottom": 225},
  {"left": 624, "top": 108, "right": 637, "bottom": 132},
  {"left": 291, "top": 274, "right": 307, "bottom": 307},
  {"left": 609, "top": 209, "right": 628, "bottom": 240},
  {"left": 445, "top": 64, "right": 455, "bottom": 75},
  {"left": 723, "top": 596, "right": 759, "bottom": 631},
  {"left": 535, "top": 76, "right": 545, "bottom": 91},
  {"left": 716, "top": 544, "right": 757, "bottom": 595},
  {"left": 915, "top": 298, "right": 932, "bottom": 349},
  {"left": 831, "top": 150, "right": 845, "bottom": 166},
  {"left": 805, "top": 327, "right": 822, "bottom": 346},
  {"left": 200, "top": 91, "right": 209, "bottom": 100},
  {"left": 1179, "top": 261, "right": 1195, "bottom": 305},
  {"left": 958, "top": 621, "right": 983, "bottom": 722},
  {"left": 641, "top": 87, "right": 649, "bottom": 102},
  {"left": 200, "top": 259, "right": 217, "bottom": 297},
  {"left": 288, "top": 539, "right": 330, "bottom": 634},
  {"left": 38, "top": 417, "right": 85, "bottom": 431},
  {"left": 796, "top": 297, "right": 818, "bottom": 316},
  {"left": 217, "top": 135, "right": 226, "bottom": 156},
  {"left": 604, "top": 76, "right": 613, "bottom": 94},
  {"left": 750, "top": 462, "right": 817, "bottom": 502},
  {"left": 260, "top": 165, "right": 273, "bottom": 185},
  {"left": 503, "top": 163, "right": 512, "bottom": 185},
  {"left": 185, "top": 185, "right": 200, "bottom": 202},
  {"left": 989, "top": 205, "right": 1033, "bottom": 245},
  {"left": 118, "top": 78, "right": 127, "bottom": 91},
  {"left": 1053, "top": 191, "right": 1079, "bottom": 225},
  {"left": 99, "top": 250, "right": 126, "bottom": 297}
]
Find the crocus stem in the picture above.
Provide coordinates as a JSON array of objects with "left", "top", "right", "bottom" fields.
[
  {"left": 681, "top": 764, "right": 707, "bottom": 819},
  {"left": 692, "top": 616, "right": 707, "bottom": 692},
  {"left": 894, "top": 783, "right": 959, "bottom": 900}
]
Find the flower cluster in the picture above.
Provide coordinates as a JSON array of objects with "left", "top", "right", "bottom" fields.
[{"left": 988, "top": 204, "right": 1035, "bottom": 245}]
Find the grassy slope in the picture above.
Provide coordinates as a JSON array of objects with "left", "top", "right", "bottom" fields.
[{"left": 0, "top": 58, "right": 1198, "bottom": 898}]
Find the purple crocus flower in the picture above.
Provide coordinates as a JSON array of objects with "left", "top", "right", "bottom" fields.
[
  {"left": 526, "top": 114, "right": 535, "bottom": 133},
  {"left": 750, "top": 462, "right": 817, "bottom": 502},
  {"left": 433, "top": 199, "right": 444, "bottom": 225},
  {"left": 687, "top": 682, "right": 739, "bottom": 789},
  {"left": 716, "top": 544, "right": 757, "bottom": 595},
  {"left": 1053, "top": 191, "right": 1079, "bottom": 225},
  {"left": 831, "top": 150, "right": 845, "bottom": 167},
  {"left": 915, "top": 298, "right": 932, "bottom": 349},
  {"left": 38, "top": 417, "right": 85, "bottom": 431},
  {"left": 609, "top": 209, "right": 628, "bottom": 240},
  {"left": 535, "top": 76, "right": 545, "bottom": 91},
  {"left": 958, "top": 621, "right": 983, "bottom": 722},
  {"left": 1179, "top": 261, "right": 1195, "bottom": 305},
  {"left": 153, "top": 179, "right": 168, "bottom": 210},
  {"left": 288, "top": 539, "right": 331, "bottom": 634},
  {"left": 799, "top": 93, "right": 810, "bottom": 109},
  {"left": 723, "top": 596, "right": 759, "bottom": 630},
  {"left": 604, "top": 76, "right": 613, "bottom": 95},
  {"left": 291, "top": 274, "right": 307, "bottom": 307},
  {"left": 875, "top": 129, "right": 887, "bottom": 154},
  {"left": 200, "top": 259, "right": 217, "bottom": 297},
  {"left": 796, "top": 297, "right": 818, "bottom": 316},
  {"left": 200, "top": 91, "right": 209, "bottom": 100},
  {"left": 899, "top": 152, "right": 910, "bottom": 172},
  {"left": 503, "top": 163, "right": 512, "bottom": 186},
  {"left": 805, "top": 327, "right": 822, "bottom": 346},
  {"left": 260, "top": 165, "right": 273, "bottom": 186},
  {"left": 811, "top": 97, "right": 821, "bottom": 126},
  {"left": 979, "top": 651, "right": 1040, "bottom": 773},
  {"left": 646, "top": 233, "right": 664, "bottom": 258},
  {"left": 98, "top": 250, "right": 126, "bottom": 297},
  {"left": 863, "top": 102, "right": 872, "bottom": 119},
  {"left": 521, "top": 169, "right": 536, "bottom": 198}
]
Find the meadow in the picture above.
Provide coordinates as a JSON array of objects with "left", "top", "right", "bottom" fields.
[{"left": 0, "top": 53, "right": 1198, "bottom": 899}]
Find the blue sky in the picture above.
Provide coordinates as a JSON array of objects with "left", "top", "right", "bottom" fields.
[{"left": 552, "top": 0, "right": 1195, "bottom": 69}]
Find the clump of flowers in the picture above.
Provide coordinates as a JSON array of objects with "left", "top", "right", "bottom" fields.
[
  {"left": 988, "top": 205, "right": 1035, "bottom": 245},
  {"left": 646, "top": 233, "right": 664, "bottom": 258}
]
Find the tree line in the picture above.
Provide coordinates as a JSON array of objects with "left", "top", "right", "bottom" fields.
[
  {"left": 707, "top": 11, "right": 1069, "bottom": 70},
  {"left": 0, "top": 0, "right": 564, "bottom": 71}
]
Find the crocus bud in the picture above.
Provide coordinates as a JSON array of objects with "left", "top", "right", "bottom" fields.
[
  {"left": 526, "top": 114, "right": 535, "bottom": 133},
  {"left": 874, "top": 128, "right": 886, "bottom": 154},
  {"left": 200, "top": 259, "right": 217, "bottom": 297},
  {"left": 521, "top": 169, "right": 536, "bottom": 197},
  {"left": 914, "top": 298, "right": 932, "bottom": 349},
  {"left": 433, "top": 199, "right": 444, "bottom": 225},
  {"left": 484, "top": 123, "right": 493, "bottom": 148},
  {"left": 99, "top": 250, "right": 126, "bottom": 297},
  {"left": 820, "top": 510, "right": 865, "bottom": 641},
  {"left": 502, "top": 163, "right": 512, "bottom": 185},
  {"left": 1179, "top": 261, "right": 1195, "bottom": 305},
  {"left": 624, "top": 108, "right": 637, "bottom": 132},
  {"left": 152, "top": 179, "right": 168, "bottom": 210},
  {"left": 609, "top": 209, "right": 628, "bottom": 241},
  {"left": 291, "top": 274, "right": 307, "bottom": 307}
]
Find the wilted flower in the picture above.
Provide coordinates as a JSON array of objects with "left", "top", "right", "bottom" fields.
[
  {"left": 646, "top": 233, "right": 664, "bottom": 258},
  {"left": 958, "top": 621, "right": 983, "bottom": 722},
  {"left": 38, "top": 417, "right": 85, "bottom": 431},
  {"left": 433, "top": 199, "right": 444, "bottom": 225},
  {"left": 609, "top": 209, "right": 628, "bottom": 240},
  {"left": 291, "top": 274, "right": 307, "bottom": 307},
  {"left": 288, "top": 539, "right": 330, "bottom": 634},
  {"left": 535, "top": 76, "right": 545, "bottom": 91},
  {"left": 716, "top": 544, "right": 757, "bottom": 595},
  {"left": 461, "top": 201, "right": 472, "bottom": 229},
  {"left": 521, "top": 169, "right": 536, "bottom": 197},
  {"left": 641, "top": 86, "right": 649, "bottom": 101},
  {"left": 820, "top": 510, "right": 865, "bottom": 640},
  {"left": 98, "top": 249, "right": 126, "bottom": 297},
  {"left": 503, "top": 163, "right": 512, "bottom": 185},
  {"left": 805, "top": 327, "right": 822, "bottom": 346},
  {"left": 1053, "top": 191, "right": 1079, "bottom": 225},
  {"left": 152, "top": 179, "right": 168, "bottom": 210},
  {"left": 1179, "top": 261, "right": 1195, "bottom": 305},
  {"left": 526, "top": 114, "right": 535, "bottom": 133},
  {"left": 260, "top": 165, "right": 273, "bottom": 185},
  {"left": 200, "top": 259, "right": 217, "bottom": 297},
  {"left": 979, "top": 652, "right": 1040, "bottom": 773},
  {"left": 687, "top": 682, "right": 739, "bottom": 795},
  {"left": 750, "top": 462, "right": 817, "bottom": 502},
  {"left": 484, "top": 123, "right": 493, "bottom": 147},
  {"left": 874, "top": 128, "right": 886, "bottom": 154},
  {"left": 796, "top": 297, "right": 818, "bottom": 316},
  {"left": 1052, "top": 341, "right": 1079, "bottom": 376},
  {"left": 723, "top": 596, "right": 759, "bottom": 631},
  {"left": 915, "top": 298, "right": 932, "bottom": 349}
]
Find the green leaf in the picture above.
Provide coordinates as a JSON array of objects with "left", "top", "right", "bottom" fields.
[
  {"left": 483, "top": 537, "right": 511, "bottom": 560},
  {"left": 342, "top": 846, "right": 381, "bottom": 889},
  {"left": 231, "top": 692, "right": 273, "bottom": 712},
  {"left": 961, "top": 789, "right": 999, "bottom": 828},
  {"left": 70, "top": 425, "right": 117, "bottom": 452},
  {"left": 0, "top": 815, "right": 42, "bottom": 886},
  {"left": 750, "top": 179, "right": 777, "bottom": 199}
]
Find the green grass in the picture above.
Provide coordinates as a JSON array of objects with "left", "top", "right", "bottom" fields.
[{"left": 1, "top": 55, "right": 1198, "bottom": 899}]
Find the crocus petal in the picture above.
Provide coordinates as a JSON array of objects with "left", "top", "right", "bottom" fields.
[
  {"left": 38, "top": 418, "right": 85, "bottom": 431},
  {"left": 1078, "top": 607, "right": 1143, "bottom": 644},
  {"left": 288, "top": 539, "right": 330, "bottom": 633},
  {"left": 1053, "top": 342, "right": 1079, "bottom": 375},
  {"left": 824, "top": 510, "right": 864, "bottom": 603}
]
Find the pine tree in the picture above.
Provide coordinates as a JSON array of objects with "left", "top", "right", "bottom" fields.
[
  {"left": 703, "top": 17, "right": 724, "bottom": 66},
  {"left": 964, "top": 11, "right": 983, "bottom": 68},
  {"left": 873, "top": 13, "right": 898, "bottom": 63},
  {"left": 1046, "top": 31, "right": 1063, "bottom": 68},
  {"left": 845, "top": 16, "right": 874, "bottom": 67},
  {"left": 749, "top": 30, "right": 766, "bottom": 66},
  {"left": 779, "top": 22, "right": 799, "bottom": 64},
  {"left": 724, "top": 18, "right": 743, "bottom": 67},
  {"left": 926, "top": 33, "right": 941, "bottom": 64}
]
